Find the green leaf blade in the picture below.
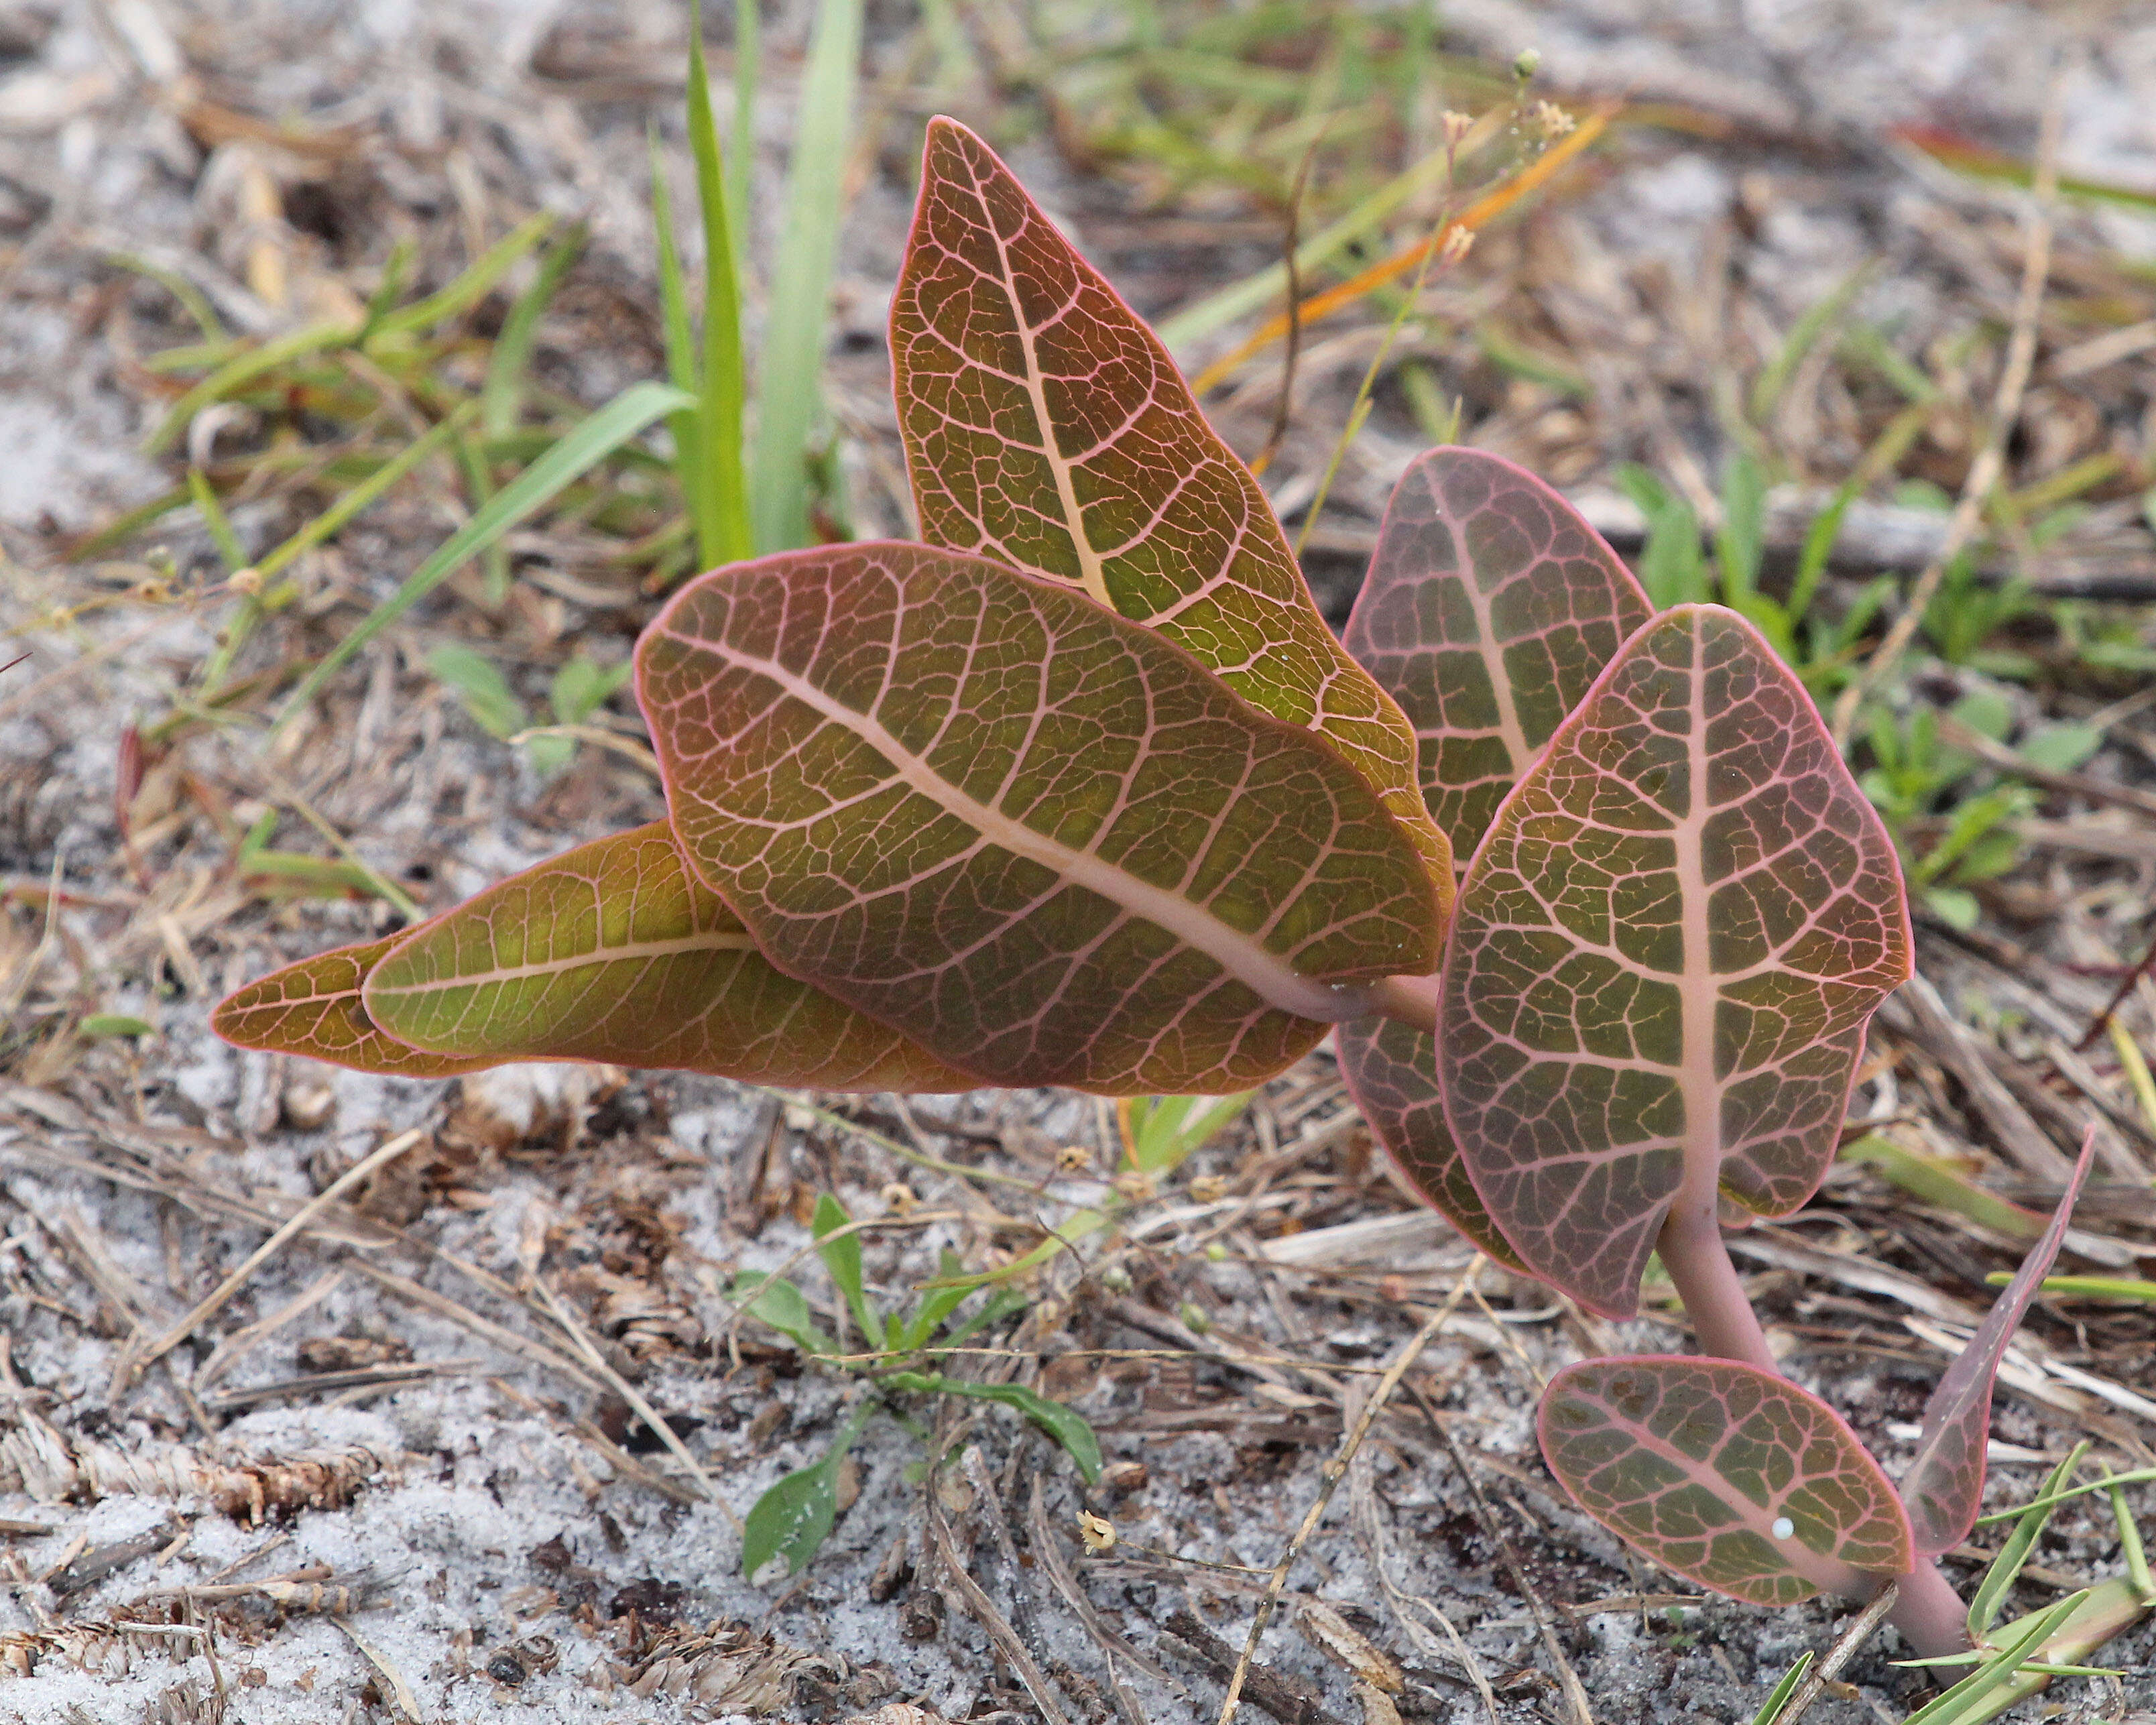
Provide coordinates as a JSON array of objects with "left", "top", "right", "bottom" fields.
[
  {"left": 1335, "top": 449, "right": 1651, "bottom": 1269},
  {"left": 891, "top": 118, "right": 1452, "bottom": 904},
  {"left": 1539, "top": 1356, "right": 1913, "bottom": 1605},
  {"left": 1439, "top": 605, "right": 1913, "bottom": 1315},
  {"left": 636, "top": 544, "right": 1443, "bottom": 1093},
  {"left": 359, "top": 822, "right": 971, "bottom": 1091}
]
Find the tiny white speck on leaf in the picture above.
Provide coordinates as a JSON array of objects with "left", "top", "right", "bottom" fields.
[{"left": 1771, "top": 1516, "right": 1795, "bottom": 1539}]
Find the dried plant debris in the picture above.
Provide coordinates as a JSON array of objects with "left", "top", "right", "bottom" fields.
[{"left": 3, "top": 0, "right": 2156, "bottom": 1718}]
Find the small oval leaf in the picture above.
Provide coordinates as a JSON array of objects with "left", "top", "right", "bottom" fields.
[
  {"left": 892, "top": 117, "right": 1451, "bottom": 904},
  {"left": 636, "top": 544, "right": 1441, "bottom": 1093},
  {"left": 1338, "top": 450, "right": 1651, "bottom": 1264},
  {"left": 213, "top": 935, "right": 495, "bottom": 1077},
  {"left": 1540, "top": 1356, "right": 1913, "bottom": 1605},
  {"left": 363, "top": 823, "right": 971, "bottom": 1091},
  {"left": 1439, "top": 605, "right": 1911, "bottom": 1315}
]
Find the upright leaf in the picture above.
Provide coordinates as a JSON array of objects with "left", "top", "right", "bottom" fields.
[
  {"left": 1900, "top": 1128, "right": 2099, "bottom": 1558},
  {"left": 636, "top": 544, "right": 1441, "bottom": 1094},
  {"left": 1336, "top": 450, "right": 1651, "bottom": 1268},
  {"left": 212, "top": 935, "right": 493, "bottom": 1078},
  {"left": 357, "top": 822, "right": 971, "bottom": 1091},
  {"left": 890, "top": 117, "right": 1451, "bottom": 903},
  {"left": 1439, "top": 605, "right": 1911, "bottom": 1315},
  {"left": 1541, "top": 1356, "right": 1913, "bottom": 1606}
]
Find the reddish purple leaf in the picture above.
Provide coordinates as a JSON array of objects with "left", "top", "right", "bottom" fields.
[
  {"left": 1899, "top": 1126, "right": 2100, "bottom": 1557},
  {"left": 1540, "top": 1356, "right": 1913, "bottom": 1605},
  {"left": 1439, "top": 605, "right": 1912, "bottom": 1316},
  {"left": 891, "top": 117, "right": 1452, "bottom": 904},
  {"left": 635, "top": 543, "right": 1442, "bottom": 1094},
  {"left": 1338, "top": 450, "right": 1651, "bottom": 1265},
  {"left": 363, "top": 823, "right": 974, "bottom": 1092},
  {"left": 212, "top": 933, "right": 493, "bottom": 1078}
]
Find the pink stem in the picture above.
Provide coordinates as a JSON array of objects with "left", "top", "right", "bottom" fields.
[{"left": 1656, "top": 1201, "right": 1972, "bottom": 1657}]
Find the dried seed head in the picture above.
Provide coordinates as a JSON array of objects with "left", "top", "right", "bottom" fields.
[
  {"left": 1531, "top": 100, "right": 1576, "bottom": 141},
  {"left": 880, "top": 1181, "right": 918, "bottom": 1216},
  {"left": 1078, "top": 1511, "right": 1116, "bottom": 1554},
  {"left": 1188, "top": 1174, "right": 1227, "bottom": 1204},
  {"left": 1439, "top": 226, "right": 1476, "bottom": 267},
  {"left": 226, "top": 567, "right": 263, "bottom": 596},
  {"left": 1112, "top": 1169, "right": 1155, "bottom": 1203},
  {"left": 1099, "top": 1263, "right": 1133, "bottom": 1295},
  {"left": 1442, "top": 110, "right": 1475, "bottom": 151},
  {"left": 1056, "top": 1143, "right": 1093, "bottom": 1173}
]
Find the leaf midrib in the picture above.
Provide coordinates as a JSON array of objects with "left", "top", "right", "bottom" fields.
[
  {"left": 372, "top": 931, "right": 760, "bottom": 1001},
  {"left": 698, "top": 632, "right": 1377, "bottom": 1026}
]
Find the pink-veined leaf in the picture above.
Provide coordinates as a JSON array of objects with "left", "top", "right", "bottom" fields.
[
  {"left": 635, "top": 542, "right": 1441, "bottom": 1094},
  {"left": 212, "top": 935, "right": 494, "bottom": 1078},
  {"left": 1337, "top": 450, "right": 1651, "bottom": 1267},
  {"left": 361, "top": 823, "right": 973, "bottom": 1091},
  {"left": 1439, "top": 605, "right": 1912, "bottom": 1316},
  {"left": 890, "top": 117, "right": 1452, "bottom": 906},
  {"left": 1540, "top": 1356, "right": 1913, "bottom": 1605},
  {"left": 1899, "top": 1126, "right": 2099, "bottom": 1557}
]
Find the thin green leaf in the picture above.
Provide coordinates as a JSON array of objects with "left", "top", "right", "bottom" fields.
[
  {"left": 481, "top": 224, "right": 587, "bottom": 438},
  {"left": 1972, "top": 1467, "right": 2156, "bottom": 1527},
  {"left": 813, "top": 1193, "right": 880, "bottom": 1342},
  {"left": 686, "top": 0, "right": 752, "bottom": 566},
  {"left": 369, "top": 213, "right": 552, "bottom": 340},
  {"left": 731, "top": 1271, "right": 836, "bottom": 1357},
  {"left": 1897, "top": 1591, "right": 2090, "bottom": 1725},
  {"left": 887, "top": 1372, "right": 1101, "bottom": 1484},
  {"left": 427, "top": 644, "right": 526, "bottom": 740},
  {"left": 1747, "top": 1651, "right": 1812, "bottom": 1725},
  {"left": 148, "top": 320, "right": 359, "bottom": 453},
  {"left": 187, "top": 468, "right": 246, "bottom": 571},
  {"left": 1716, "top": 452, "right": 1767, "bottom": 613},
  {"left": 748, "top": 0, "right": 861, "bottom": 552},
  {"left": 934, "top": 1285, "right": 1030, "bottom": 1351},
  {"left": 900, "top": 1250, "right": 977, "bottom": 1352},
  {"left": 272, "top": 380, "right": 692, "bottom": 735},
  {"left": 741, "top": 1399, "right": 875, "bottom": 1580},
  {"left": 1126, "top": 1092, "right": 1254, "bottom": 1177},
  {"left": 650, "top": 125, "right": 707, "bottom": 560},
  {"left": 548, "top": 656, "right": 632, "bottom": 727},
  {"left": 79, "top": 1014, "right": 154, "bottom": 1039},
  {"left": 1968, "top": 1443, "right": 2088, "bottom": 1640},
  {"left": 727, "top": 0, "right": 758, "bottom": 253}
]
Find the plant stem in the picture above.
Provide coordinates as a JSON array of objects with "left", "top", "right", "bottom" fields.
[{"left": 1657, "top": 1201, "right": 1972, "bottom": 1656}]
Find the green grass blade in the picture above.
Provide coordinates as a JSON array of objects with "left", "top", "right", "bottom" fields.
[
  {"left": 728, "top": 0, "right": 758, "bottom": 278},
  {"left": 147, "top": 320, "right": 360, "bottom": 453},
  {"left": 813, "top": 1193, "right": 880, "bottom": 1342},
  {"left": 1992, "top": 1274, "right": 2156, "bottom": 1302},
  {"left": 369, "top": 213, "right": 552, "bottom": 341},
  {"left": 271, "top": 381, "right": 691, "bottom": 736},
  {"left": 650, "top": 125, "right": 707, "bottom": 563},
  {"left": 748, "top": 0, "right": 863, "bottom": 553},
  {"left": 1968, "top": 1443, "right": 2088, "bottom": 1640},
  {"left": 187, "top": 468, "right": 246, "bottom": 571},
  {"left": 687, "top": 2, "right": 752, "bottom": 566},
  {"left": 256, "top": 406, "right": 475, "bottom": 587},
  {"left": 1974, "top": 1468, "right": 2156, "bottom": 1527},
  {"left": 481, "top": 224, "right": 587, "bottom": 438},
  {"left": 1748, "top": 1651, "right": 1812, "bottom": 1725},
  {"left": 1899, "top": 1592, "right": 2088, "bottom": 1725}
]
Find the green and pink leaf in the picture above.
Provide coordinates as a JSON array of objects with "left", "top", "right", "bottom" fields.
[
  {"left": 891, "top": 117, "right": 1451, "bottom": 903},
  {"left": 1337, "top": 449, "right": 1649, "bottom": 1265},
  {"left": 1439, "top": 605, "right": 1911, "bottom": 1315},
  {"left": 1539, "top": 1356, "right": 1913, "bottom": 1605},
  {"left": 636, "top": 542, "right": 1441, "bottom": 1094}
]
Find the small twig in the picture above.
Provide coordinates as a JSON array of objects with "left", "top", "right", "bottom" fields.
[
  {"left": 1251, "top": 138, "right": 1321, "bottom": 479},
  {"left": 130, "top": 1128, "right": 426, "bottom": 1382},
  {"left": 1830, "top": 82, "right": 2061, "bottom": 750},
  {"left": 1215, "top": 1280, "right": 1471, "bottom": 1725},
  {"left": 530, "top": 1276, "right": 734, "bottom": 1527},
  {"left": 333, "top": 1616, "right": 423, "bottom": 1724},
  {"left": 1772, "top": 1584, "right": 1899, "bottom": 1725},
  {"left": 928, "top": 1484, "right": 1072, "bottom": 1725},
  {"left": 1407, "top": 1377, "right": 1596, "bottom": 1725},
  {"left": 2075, "top": 931, "right": 2156, "bottom": 1053},
  {"left": 1027, "top": 1475, "right": 1181, "bottom": 1700}
]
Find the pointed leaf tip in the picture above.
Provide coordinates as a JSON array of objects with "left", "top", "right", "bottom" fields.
[
  {"left": 212, "top": 935, "right": 495, "bottom": 1078},
  {"left": 1901, "top": 1125, "right": 2101, "bottom": 1557},
  {"left": 636, "top": 542, "right": 1442, "bottom": 1093},
  {"left": 1440, "top": 605, "right": 1912, "bottom": 1316},
  {"left": 893, "top": 117, "right": 1451, "bottom": 904},
  {"left": 1541, "top": 1356, "right": 1913, "bottom": 1606}
]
